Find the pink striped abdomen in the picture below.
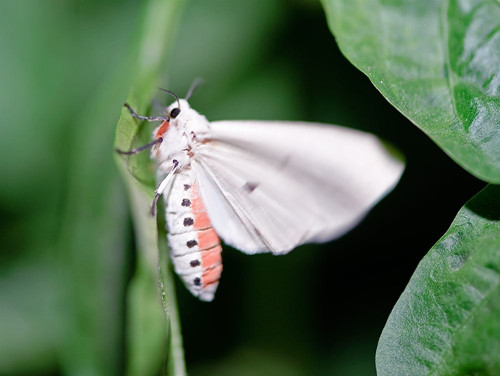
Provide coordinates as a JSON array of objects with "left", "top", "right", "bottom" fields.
[{"left": 166, "top": 169, "right": 222, "bottom": 301}]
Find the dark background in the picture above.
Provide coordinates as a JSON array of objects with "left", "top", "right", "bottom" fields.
[{"left": 0, "top": 0, "right": 484, "bottom": 375}]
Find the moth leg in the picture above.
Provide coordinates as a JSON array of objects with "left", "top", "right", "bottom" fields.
[
  {"left": 151, "top": 159, "right": 179, "bottom": 216},
  {"left": 124, "top": 102, "right": 170, "bottom": 122},
  {"left": 116, "top": 137, "right": 163, "bottom": 155}
]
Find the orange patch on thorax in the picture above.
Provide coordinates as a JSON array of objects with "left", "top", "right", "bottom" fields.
[{"left": 155, "top": 121, "right": 170, "bottom": 139}]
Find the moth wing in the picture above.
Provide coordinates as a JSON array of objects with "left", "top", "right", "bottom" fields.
[{"left": 193, "top": 121, "right": 404, "bottom": 254}]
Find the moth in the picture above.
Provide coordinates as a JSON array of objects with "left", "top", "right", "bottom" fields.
[{"left": 118, "top": 85, "right": 404, "bottom": 301}]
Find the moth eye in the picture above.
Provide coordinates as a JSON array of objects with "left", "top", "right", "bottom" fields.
[{"left": 170, "top": 108, "right": 181, "bottom": 118}]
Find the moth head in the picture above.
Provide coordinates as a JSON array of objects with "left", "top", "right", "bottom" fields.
[
  {"left": 157, "top": 87, "right": 182, "bottom": 120},
  {"left": 159, "top": 79, "right": 204, "bottom": 124},
  {"left": 170, "top": 107, "right": 181, "bottom": 119},
  {"left": 166, "top": 98, "right": 192, "bottom": 124}
]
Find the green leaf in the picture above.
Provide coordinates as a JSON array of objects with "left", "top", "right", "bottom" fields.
[
  {"left": 321, "top": 0, "right": 500, "bottom": 183},
  {"left": 0, "top": 258, "right": 60, "bottom": 375},
  {"left": 58, "top": 33, "right": 140, "bottom": 376},
  {"left": 114, "top": 0, "right": 186, "bottom": 375},
  {"left": 376, "top": 185, "right": 500, "bottom": 376},
  {"left": 0, "top": 1, "right": 175, "bottom": 375}
]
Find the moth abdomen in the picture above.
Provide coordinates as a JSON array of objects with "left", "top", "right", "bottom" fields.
[{"left": 166, "top": 170, "right": 223, "bottom": 301}]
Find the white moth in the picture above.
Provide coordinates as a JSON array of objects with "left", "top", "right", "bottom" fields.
[{"left": 119, "top": 87, "right": 404, "bottom": 302}]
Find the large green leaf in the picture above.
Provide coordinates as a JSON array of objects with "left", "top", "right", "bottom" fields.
[
  {"left": 321, "top": 0, "right": 500, "bottom": 183},
  {"left": 376, "top": 185, "right": 500, "bottom": 375},
  {"left": 0, "top": 1, "right": 171, "bottom": 375},
  {"left": 57, "top": 0, "right": 185, "bottom": 375},
  {"left": 114, "top": 0, "right": 186, "bottom": 375}
]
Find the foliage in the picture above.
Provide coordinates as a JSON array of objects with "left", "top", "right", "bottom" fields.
[
  {"left": 1, "top": 0, "right": 498, "bottom": 375},
  {"left": 322, "top": 0, "right": 500, "bottom": 183},
  {"left": 377, "top": 185, "right": 500, "bottom": 375},
  {"left": 322, "top": 0, "right": 500, "bottom": 373},
  {"left": 114, "top": 0, "right": 186, "bottom": 375}
]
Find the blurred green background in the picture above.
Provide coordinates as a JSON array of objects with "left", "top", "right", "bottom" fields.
[{"left": 0, "top": 0, "right": 485, "bottom": 375}]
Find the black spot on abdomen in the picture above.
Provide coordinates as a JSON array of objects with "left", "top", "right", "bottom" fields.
[
  {"left": 190, "top": 259, "right": 200, "bottom": 267},
  {"left": 186, "top": 239, "right": 198, "bottom": 248}
]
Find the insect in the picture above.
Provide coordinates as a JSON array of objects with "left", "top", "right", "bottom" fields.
[{"left": 118, "top": 84, "right": 404, "bottom": 301}]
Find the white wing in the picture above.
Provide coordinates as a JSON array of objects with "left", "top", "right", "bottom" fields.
[{"left": 192, "top": 121, "right": 404, "bottom": 254}]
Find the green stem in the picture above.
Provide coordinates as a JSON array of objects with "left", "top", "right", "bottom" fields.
[{"left": 157, "top": 206, "right": 187, "bottom": 376}]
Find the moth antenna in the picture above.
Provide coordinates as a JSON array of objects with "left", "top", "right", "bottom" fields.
[
  {"left": 157, "top": 87, "right": 181, "bottom": 109},
  {"left": 185, "top": 77, "right": 204, "bottom": 100}
]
